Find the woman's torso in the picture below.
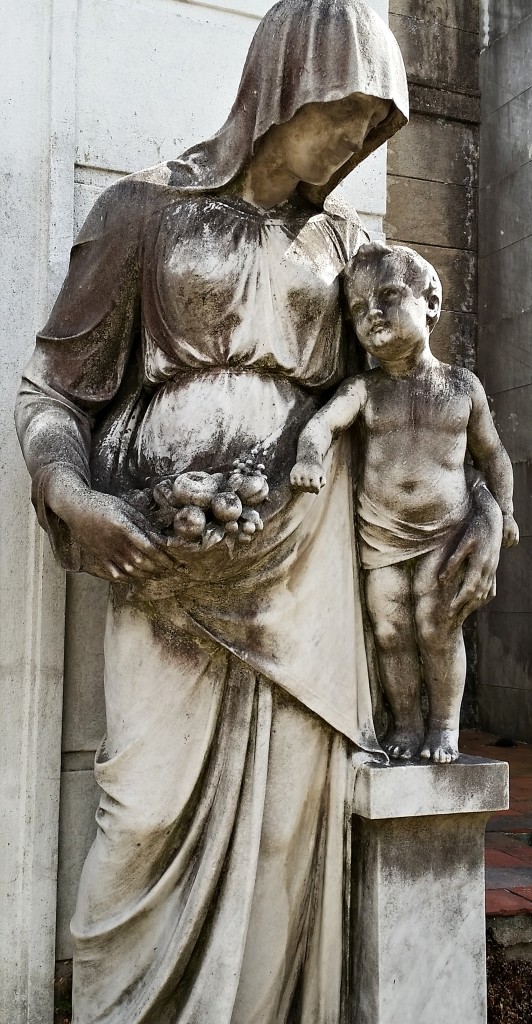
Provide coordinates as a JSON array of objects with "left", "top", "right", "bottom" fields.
[{"left": 133, "top": 193, "right": 356, "bottom": 484}]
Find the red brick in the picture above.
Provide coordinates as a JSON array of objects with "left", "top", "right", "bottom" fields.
[
  {"left": 485, "top": 835, "right": 532, "bottom": 866},
  {"left": 485, "top": 848, "right": 528, "bottom": 869},
  {"left": 486, "top": 889, "right": 532, "bottom": 916},
  {"left": 507, "top": 778, "right": 532, "bottom": 799},
  {"left": 509, "top": 887, "right": 532, "bottom": 902}
]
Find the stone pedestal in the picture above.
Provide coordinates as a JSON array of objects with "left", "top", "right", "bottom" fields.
[{"left": 351, "top": 755, "right": 509, "bottom": 1024}]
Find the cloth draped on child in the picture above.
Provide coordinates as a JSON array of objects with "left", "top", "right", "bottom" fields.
[{"left": 356, "top": 490, "right": 471, "bottom": 570}]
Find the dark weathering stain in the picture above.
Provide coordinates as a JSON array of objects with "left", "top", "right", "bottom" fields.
[
  {"left": 149, "top": 613, "right": 212, "bottom": 663},
  {"left": 354, "top": 813, "right": 484, "bottom": 885},
  {"left": 159, "top": 266, "right": 244, "bottom": 364},
  {"left": 286, "top": 288, "right": 334, "bottom": 339}
]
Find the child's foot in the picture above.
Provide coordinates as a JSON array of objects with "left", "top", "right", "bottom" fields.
[
  {"left": 420, "top": 728, "right": 459, "bottom": 764},
  {"left": 383, "top": 727, "right": 424, "bottom": 760}
]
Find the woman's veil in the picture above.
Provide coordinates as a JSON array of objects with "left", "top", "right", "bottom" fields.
[{"left": 134, "top": 0, "right": 409, "bottom": 208}]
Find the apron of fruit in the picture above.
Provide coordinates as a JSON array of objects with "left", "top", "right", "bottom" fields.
[{"left": 121, "top": 369, "right": 327, "bottom": 593}]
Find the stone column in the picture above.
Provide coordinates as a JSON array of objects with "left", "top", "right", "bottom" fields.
[
  {"left": 351, "top": 755, "right": 508, "bottom": 1024},
  {"left": 0, "top": 1, "right": 76, "bottom": 1020}
]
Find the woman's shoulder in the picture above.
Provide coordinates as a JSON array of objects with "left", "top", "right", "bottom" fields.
[
  {"left": 76, "top": 166, "right": 262, "bottom": 251},
  {"left": 74, "top": 164, "right": 188, "bottom": 246}
]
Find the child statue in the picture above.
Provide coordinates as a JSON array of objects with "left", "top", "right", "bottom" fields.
[{"left": 291, "top": 242, "right": 519, "bottom": 764}]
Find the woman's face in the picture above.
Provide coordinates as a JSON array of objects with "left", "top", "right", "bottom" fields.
[{"left": 272, "top": 94, "right": 392, "bottom": 186}]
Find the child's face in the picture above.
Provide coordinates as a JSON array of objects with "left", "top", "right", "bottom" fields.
[{"left": 346, "top": 260, "right": 431, "bottom": 362}]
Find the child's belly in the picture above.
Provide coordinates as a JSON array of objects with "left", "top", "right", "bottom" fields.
[{"left": 359, "top": 464, "right": 470, "bottom": 529}]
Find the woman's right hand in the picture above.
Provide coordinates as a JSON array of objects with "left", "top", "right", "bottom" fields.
[{"left": 46, "top": 467, "right": 176, "bottom": 582}]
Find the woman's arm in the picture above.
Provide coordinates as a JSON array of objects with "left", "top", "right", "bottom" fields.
[
  {"left": 15, "top": 381, "right": 174, "bottom": 581},
  {"left": 466, "top": 376, "right": 519, "bottom": 547},
  {"left": 45, "top": 466, "right": 174, "bottom": 581},
  {"left": 439, "top": 469, "right": 503, "bottom": 623},
  {"left": 15, "top": 179, "right": 174, "bottom": 581}
]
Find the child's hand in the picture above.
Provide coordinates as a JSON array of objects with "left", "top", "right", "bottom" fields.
[
  {"left": 502, "top": 513, "right": 519, "bottom": 548},
  {"left": 290, "top": 461, "right": 326, "bottom": 494}
]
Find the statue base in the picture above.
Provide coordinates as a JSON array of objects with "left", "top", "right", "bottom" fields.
[{"left": 351, "top": 755, "right": 509, "bottom": 1024}]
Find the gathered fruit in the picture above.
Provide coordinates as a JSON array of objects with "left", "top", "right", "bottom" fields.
[
  {"left": 236, "top": 473, "right": 269, "bottom": 505},
  {"left": 227, "top": 470, "right": 244, "bottom": 492},
  {"left": 240, "top": 507, "right": 264, "bottom": 531},
  {"left": 173, "top": 506, "right": 207, "bottom": 539},
  {"left": 172, "top": 471, "right": 221, "bottom": 508},
  {"left": 148, "top": 460, "right": 269, "bottom": 550},
  {"left": 211, "top": 492, "right": 243, "bottom": 523},
  {"left": 153, "top": 479, "right": 175, "bottom": 507}
]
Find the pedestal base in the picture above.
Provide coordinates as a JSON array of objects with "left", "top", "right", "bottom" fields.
[{"left": 351, "top": 755, "right": 509, "bottom": 1024}]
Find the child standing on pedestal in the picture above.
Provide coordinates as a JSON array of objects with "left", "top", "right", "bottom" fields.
[{"left": 291, "top": 242, "right": 518, "bottom": 763}]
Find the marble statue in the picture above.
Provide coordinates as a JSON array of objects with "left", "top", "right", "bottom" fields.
[
  {"left": 15, "top": 1, "right": 505, "bottom": 1021},
  {"left": 291, "top": 242, "right": 518, "bottom": 764}
]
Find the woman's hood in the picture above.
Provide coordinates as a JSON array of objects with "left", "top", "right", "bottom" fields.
[{"left": 133, "top": 0, "right": 409, "bottom": 209}]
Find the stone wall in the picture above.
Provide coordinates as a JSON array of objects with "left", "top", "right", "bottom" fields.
[
  {"left": 481, "top": 0, "right": 532, "bottom": 43},
  {"left": 476, "top": 8, "right": 532, "bottom": 742},
  {"left": 385, "top": 0, "right": 532, "bottom": 742},
  {"left": 386, "top": 0, "right": 480, "bottom": 369},
  {"left": 0, "top": 3, "right": 74, "bottom": 1018}
]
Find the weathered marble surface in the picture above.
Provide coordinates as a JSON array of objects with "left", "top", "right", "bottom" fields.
[
  {"left": 12, "top": 1, "right": 514, "bottom": 1021},
  {"left": 291, "top": 241, "right": 517, "bottom": 764},
  {"left": 352, "top": 755, "right": 509, "bottom": 1024},
  {"left": 353, "top": 753, "right": 510, "bottom": 818},
  {"left": 15, "top": 3, "right": 413, "bottom": 1021}
]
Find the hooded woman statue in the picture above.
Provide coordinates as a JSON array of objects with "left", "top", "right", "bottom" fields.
[{"left": 15, "top": 2, "right": 501, "bottom": 1021}]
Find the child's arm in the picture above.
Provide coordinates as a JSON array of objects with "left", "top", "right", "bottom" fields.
[
  {"left": 467, "top": 376, "right": 519, "bottom": 547},
  {"left": 291, "top": 377, "right": 366, "bottom": 493}
]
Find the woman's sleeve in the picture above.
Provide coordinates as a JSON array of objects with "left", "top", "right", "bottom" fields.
[
  {"left": 323, "top": 201, "right": 370, "bottom": 375},
  {"left": 15, "top": 177, "right": 146, "bottom": 567},
  {"left": 323, "top": 195, "right": 370, "bottom": 264}
]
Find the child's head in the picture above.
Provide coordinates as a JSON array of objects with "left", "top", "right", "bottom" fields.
[{"left": 343, "top": 242, "right": 442, "bottom": 362}]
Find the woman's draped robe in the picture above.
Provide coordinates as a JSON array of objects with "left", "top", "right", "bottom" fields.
[
  {"left": 16, "top": 186, "right": 385, "bottom": 1022},
  {"left": 15, "top": 0, "right": 412, "bottom": 1013}
]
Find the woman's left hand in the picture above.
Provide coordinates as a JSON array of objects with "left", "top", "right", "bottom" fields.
[{"left": 439, "top": 484, "right": 503, "bottom": 624}]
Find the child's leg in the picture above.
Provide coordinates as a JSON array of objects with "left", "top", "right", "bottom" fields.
[
  {"left": 364, "top": 563, "right": 424, "bottom": 759},
  {"left": 413, "top": 546, "right": 467, "bottom": 763}
]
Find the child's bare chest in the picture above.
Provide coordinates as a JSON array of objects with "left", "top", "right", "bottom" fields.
[{"left": 362, "top": 375, "right": 471, "bottom": 439}]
